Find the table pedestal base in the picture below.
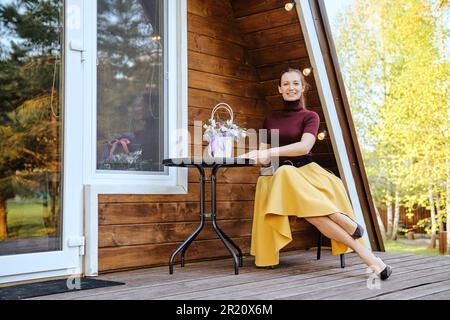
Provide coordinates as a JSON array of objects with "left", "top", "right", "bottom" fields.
[{"left": 169, "top": 164, "right": 243, "bottom": 275}]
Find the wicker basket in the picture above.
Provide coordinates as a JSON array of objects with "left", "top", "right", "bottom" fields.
[{"left": 207, "top": 103, "right": 234, "bottom": 158}]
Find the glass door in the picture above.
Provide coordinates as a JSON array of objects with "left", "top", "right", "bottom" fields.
[{"left": 0, "top": 0, "right": 83, "bottom": 283}]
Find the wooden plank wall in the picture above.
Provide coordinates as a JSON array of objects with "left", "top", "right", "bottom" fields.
[
  {"left": 231, "top": 0, "right": 339, "bottom": 173},
  {"left": 97, "top": 0, "right": 334, "bottom": 273}
]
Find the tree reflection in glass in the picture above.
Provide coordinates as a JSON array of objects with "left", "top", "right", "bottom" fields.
[
  {"left": 97, "top": 0, "right": 165, "bottom": 172},
  {"left": 0, "top": 0, "right": 63, "bottom": 255}
]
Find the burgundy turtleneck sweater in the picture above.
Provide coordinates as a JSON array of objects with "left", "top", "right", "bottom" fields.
[{"left": 262, "top": 99, "right": 320, "bottom": 161}]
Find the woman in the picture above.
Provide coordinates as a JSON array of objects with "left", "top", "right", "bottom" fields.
[{"left": 239, "top": 68, "right": 392, "bottom": 280}]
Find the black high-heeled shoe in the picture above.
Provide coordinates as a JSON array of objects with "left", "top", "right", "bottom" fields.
[
  {"left": 351, "top": 222, "right": 365, "bottom": 239},
  {"left": 373, "top": 257, "right": 392, "bottom": 280},
  {"left": 378, "top": 265, "right": 392, "bottom": 280}
]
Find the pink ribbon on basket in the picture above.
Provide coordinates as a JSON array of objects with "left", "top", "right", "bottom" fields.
[{"left": 108, "top": 138, "right": 130, "bottom": 160}]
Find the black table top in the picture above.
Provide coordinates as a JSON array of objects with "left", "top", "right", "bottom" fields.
[{"left": 162, "top": 156, "right": 256, "bottom": 167}]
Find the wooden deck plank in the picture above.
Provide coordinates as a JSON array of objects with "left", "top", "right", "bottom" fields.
[
  {"left": 30, "top": 250, "right": 322, "bottom": 300},
  {"left": 413, "top": 288, "right": 450, "bottom": 300},
  {"left": 63, "top": 252, "right": 396, "bottom": 300},
  {"left": 97, "top": 254, "right": 369, "bottom": 300},
  {"left": 161, "top": 256, "right": 391, "bottom": 300},
  {"left": 370, "top": 278, "right": 450, "bottom": 300},
  {"left": 28, "top": 251, "right": 449, "bottom": 300},
  {"left": 165, "top": 254, "right": 438, "bottom": 300},
  {"left": 281, "top": 257, "right": 450, "bottom": 300},
  {"left": 38, "top": 250, "right": 346, "bottom": 300},
  {"left": 296, "top": 261, "right": 450, "bottom": 300},
  {"left": 32, "top": 252, "right": 407, "bottom": 301}
]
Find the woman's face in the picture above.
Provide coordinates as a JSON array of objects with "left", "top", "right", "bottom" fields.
[{"left": 278, "top": 71, "right": 303, "bottom": 101}]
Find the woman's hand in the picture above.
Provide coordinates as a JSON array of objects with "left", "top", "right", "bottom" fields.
[{"left": 238, "top": 149, "right": 272, "bottom": 166}]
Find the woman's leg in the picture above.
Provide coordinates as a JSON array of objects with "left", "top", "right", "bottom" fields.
[
  {"left": 328, "top": 212, "right": 358, "bottom": 235},
  {"left": 305, "top": 216, "right": 385, "bottom": 273}
]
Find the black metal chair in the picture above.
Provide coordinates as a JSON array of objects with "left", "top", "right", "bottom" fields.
[{"left": 317, "top": 231, "right": 345, "bottom": 268}]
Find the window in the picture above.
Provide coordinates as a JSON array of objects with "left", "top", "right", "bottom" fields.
[
  {"left": 82, "top": 0, "right": 187, "bottom": 192},
  {"left": 97, "top": 0, "right": 165, "bottom": 173}
]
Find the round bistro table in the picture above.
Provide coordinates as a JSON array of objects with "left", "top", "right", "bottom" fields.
[{"left": 162, "top": 156, "right": 256, "bottom": 275}]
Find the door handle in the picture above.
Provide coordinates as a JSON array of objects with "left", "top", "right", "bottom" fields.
[{"left": 69, "top": 40, "right": 85, "bottom": 62}]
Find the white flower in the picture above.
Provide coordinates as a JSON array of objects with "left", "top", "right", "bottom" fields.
[{"left": 203, "top": 118, "right": 247, "bottom": 143}]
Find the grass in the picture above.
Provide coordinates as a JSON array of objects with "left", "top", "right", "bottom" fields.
[
  {"left": 384, "top": 239, "right": 441, "bottom": 256},
  {"left": 2, "top": 200, "right": 58, "bottom": 240}
]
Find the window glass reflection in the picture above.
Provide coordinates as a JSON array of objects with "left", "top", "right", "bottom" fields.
[
  {"left": 97, "top": 0, "right": 165, "bottom": 172},
  {"left": 0, "top": 0, "right": 64, "bottom": 255}
]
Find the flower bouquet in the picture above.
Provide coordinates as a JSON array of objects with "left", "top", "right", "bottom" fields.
[{"left": 203, "top": 103, "right": 247, "bottom": 158}]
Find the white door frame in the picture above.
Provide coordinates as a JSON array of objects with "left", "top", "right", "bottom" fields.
[{"left": 0, "top": 0, "right": 85, "bottom": 284}]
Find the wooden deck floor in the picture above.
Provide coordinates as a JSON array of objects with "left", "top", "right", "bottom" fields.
[{"left": 31, "top": 250, "right": 450, "bottom": 300}]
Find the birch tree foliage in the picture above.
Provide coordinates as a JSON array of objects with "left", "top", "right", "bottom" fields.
[{"left": 332, "top": 0, "right": 449, "bottom": 238}]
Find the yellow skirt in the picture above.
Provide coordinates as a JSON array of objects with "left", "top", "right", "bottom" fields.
[{"left": 250, "top": 161, "right": 366, "bottom": 267}]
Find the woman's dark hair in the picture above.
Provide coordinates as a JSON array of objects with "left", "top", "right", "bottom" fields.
[{"left": 279, "top": 68, "right": 311, "bottom": 109}]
